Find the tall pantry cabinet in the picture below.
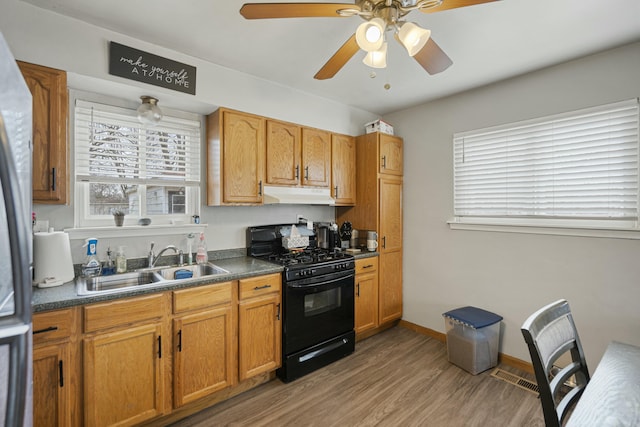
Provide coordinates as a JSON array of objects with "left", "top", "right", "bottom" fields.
[{"left": 337, "top": 132, "right": 403, "bottom": 333}]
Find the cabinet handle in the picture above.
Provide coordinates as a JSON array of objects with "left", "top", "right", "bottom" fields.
[
  {"left": 254, "top": 284, "right": 272, "bottom": 291},
  {"left": 258, "top": 180, "right": 263, "bottom": 196},
  {"left": 276, "top": 303, "right": 281, "bottom": 320},
  {"left": 33, "top": 326, "right": 58, "bottom": 335},
  {"left": 295, "top": 165, "right": 300, "bottom": 180},
  {"left": 362, "top": 264, "right": 374, "bottom": 269},
  {"left": 177, "top": 330, "right": 182, "bottom": 352},
  {"left": 157, "top": 336, "right": 162, "bottom": 359},
  {"left": 334, "top": 186, "right": 338, "bottom": 199},
  {"left": 59, "top": 360, "right": 64, "bottom": 387},
  {"left": 381, "top": 155, "right": 386, "bottom": 169},
  {"left": 356, "top": 283, "right": 360, "bottom": 297},
  {"left": 51, "top": 167, "right": 56, "bottom": 191},
  {"left": 304, "top": 166, "right": 309, "bottom": 181},
  {"left": 382, "top": 236, "right": 386, "bottom": 249}
]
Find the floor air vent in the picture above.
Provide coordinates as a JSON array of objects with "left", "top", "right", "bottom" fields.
[{"left": 490, "top": 368, "right": 539, "bottom": 395}]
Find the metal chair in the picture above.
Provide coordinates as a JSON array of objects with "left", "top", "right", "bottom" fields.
[{"left": 521, "top": 299, "right": 590, "bottom": 427}]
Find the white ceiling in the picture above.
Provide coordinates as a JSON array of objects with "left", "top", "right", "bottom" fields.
[{"left": 21, "top": 0, "right": 640, "bottom": 115}]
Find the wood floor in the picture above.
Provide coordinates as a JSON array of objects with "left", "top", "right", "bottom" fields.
[{"left": 169, "top": 326, "right": 545, "bottom": 427}]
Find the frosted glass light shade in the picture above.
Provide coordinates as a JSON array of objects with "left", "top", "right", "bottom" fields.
[
  {"left": 398, "top": 22, "right": 431, "bottom": 56},
  {"left": 137, "top": 96, "right": 163, "bottom": 125},
  {"left": 363, "top": 42, "right": 387, "bottom": 68},
  {"left": 356, "top": 18, "right": 385, "bottom": 52}
]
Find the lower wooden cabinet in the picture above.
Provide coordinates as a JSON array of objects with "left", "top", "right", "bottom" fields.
[
  {"left": 238, "top": 273, "right": 282, "bottom": 381},
  {"left": 33, "top": 273, "right": 282, "bottom": 426},
  {"left": 32, "top": 308, "right": 77, "bottom": 427},
  {"left": 172, "top": 282, "right": 237, "bottom": 408},
  {"left": 82, "top": 294, "right": 168, "bottom": 427},
  {"left": 354, "top": 257, "right": 379, "bottom": 335}
]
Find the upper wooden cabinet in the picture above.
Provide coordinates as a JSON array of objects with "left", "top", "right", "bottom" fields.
[
  {"left": 265, "top": 120, "right": 301, "bottom": 186},
  {"left": 17, "top": 61, "right": 69, "bottom": 204},
  {"left": 331, "top": 133, "right": 356, "bottom": 206},
  {"left": 301, "top": 127, "right": 331, "bottom": 188},
  {"left": 207, "top": 108, "right": 265, "bottom": 205},
  {"left": 379, "top": 133, "right": 403, "bottom": 176}
]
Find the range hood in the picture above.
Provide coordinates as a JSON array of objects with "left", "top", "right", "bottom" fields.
[{"left": 262, "top": 185, "right": 335, "bottom": 205}]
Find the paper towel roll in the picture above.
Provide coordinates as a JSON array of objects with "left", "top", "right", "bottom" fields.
[{"left": 33, "top": 231, "right": 75, "bottom": 288}]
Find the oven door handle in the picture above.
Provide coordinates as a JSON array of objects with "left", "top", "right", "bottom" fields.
[{"left": 287, "top": 272, "right": 354, "bottom": 288}]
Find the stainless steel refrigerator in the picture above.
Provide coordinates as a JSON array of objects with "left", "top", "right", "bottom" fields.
[{"left": 0, "top": 32, "right": 33, "bottom": 426}]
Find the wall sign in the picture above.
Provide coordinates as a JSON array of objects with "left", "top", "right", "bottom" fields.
[{"left": 109, "top": 41, "right": 196, "bottom": 95}]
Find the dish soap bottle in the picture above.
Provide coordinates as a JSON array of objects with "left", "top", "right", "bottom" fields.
[
  {"left": 196, "top": 232, "right": 208, "bottom": 264},
  {"left": 116, "top": 246, "right": 127, "bottom": 274},
  {"left": 82, "top": 237, "right": 102, "bottom": 277},
  {"left": 102, "top": 247, "right": 116, "bottom": 275}
]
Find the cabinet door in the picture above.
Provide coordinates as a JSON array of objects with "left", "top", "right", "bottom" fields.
[
  {"left": 222, "top": 110, "right": 265, "bottom": 203},
  {"left": 379, "top": 177, "right": 403, "bottom": 253},
  {"left": 331, "top": 133, "right": 356, "bottom": 205},
  {"left": 266, "top": 120, "right": 301, "bottom": 186},
  {"left": 379, "top": 134, "right": 403, "bottom": 176},
  {"left": 84, "top": 323, "right": 166, "bottom": 427},
  {"left": 301, "top": 128, "right": 331, "bottom": 187},
  {"left": 238, "top": 293, "right": 281, "bottom": 381},
  {"left": 33, "top": 343, "right": 71, "bottom": 427},
  {"left": 173, "top": 306, "right": 235, "bottom": 408},
  {"left": 355, "top": 272, "right": 378, "bottom": 334},
  {"left": 379, "top": 251, "right": 403, "bottom": 324},
  {"left": 17, "top": 61, "right": 68, "bottom": 204}
]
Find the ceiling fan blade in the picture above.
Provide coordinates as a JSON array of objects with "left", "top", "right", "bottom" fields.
[
  {"left": 240, "top": 3, "right": 359, "bottom": 19},
  {"left": 314, "top": 34, "right": 360, "bottom": 80},
  {"left": 412, "top": 38, "right": 453, "bottom": 75},
  {"left": 420, "top": 0, "right": 498, "bottom": 14}
]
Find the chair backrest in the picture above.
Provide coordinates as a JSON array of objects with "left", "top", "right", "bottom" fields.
[{"left": 521, "top": 299, "right": 590, "bottom": 427}]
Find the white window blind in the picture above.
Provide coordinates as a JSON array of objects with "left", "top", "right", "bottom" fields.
[
  {"left": 453, "top": 99, "right": 639, "bottom": 225},
  {"left": 75, "top": 100, "right": 201, "bottom": 187}
]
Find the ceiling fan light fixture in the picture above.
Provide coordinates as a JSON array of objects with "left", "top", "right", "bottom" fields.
[
  {"left": 398, "top": 22, "right": 431, "bottom": 56},
  {"left": 356, "top": 18, "right": 385, "bottom": 52},
  {"left": 137, "top": 96, "right": 163, "bottom": 125},
  {"left": 363, "top": 42, "right": 387, "bottom": 69}
]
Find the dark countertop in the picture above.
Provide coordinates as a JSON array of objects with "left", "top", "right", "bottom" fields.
[
  {"left": 32, "top": 250, "right": 379, "bottom": 313},
  {"left": 32, "top": 256, "right": 283, "bottom": 312}
]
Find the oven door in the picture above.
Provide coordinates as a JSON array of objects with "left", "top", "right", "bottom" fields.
[{"left": 283, "top": 270, "right": 354, "bottom": 355}]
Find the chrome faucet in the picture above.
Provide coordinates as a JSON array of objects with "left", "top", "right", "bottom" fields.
[{"left": 148, "top": 242, "right": 179, "bottom": 268}]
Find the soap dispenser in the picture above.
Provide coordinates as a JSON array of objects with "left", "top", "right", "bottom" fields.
[
  {"left": 196, "top": 232, "right": 208, "bottom": 264},
  {"left": 116, "top": 246, "right": 127, "bottom": 274},
  {"left": 82, "top": 237, "right": 102, "bottom": 277}
]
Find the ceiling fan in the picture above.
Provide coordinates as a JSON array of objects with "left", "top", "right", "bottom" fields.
[{"left": 240, "top": 0, "right": 497, "bottom": 80}]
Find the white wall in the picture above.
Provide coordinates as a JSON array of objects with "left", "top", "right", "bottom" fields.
[
  {"left": 385, "top": 41, "right": 640, "bottom": 367},
  {"left": 0, "top": 0, "right": 377, "bottom": 262}
]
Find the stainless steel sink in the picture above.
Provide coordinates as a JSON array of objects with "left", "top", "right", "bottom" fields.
[
  {"left": 76, "top": 263, "right": 230, "bottom": 295},
  {"left": 76, "top": 271, "right": 164, "bottom": 295},
  {"left": 156, "top": 263, "right": 229, "bottom": 280}
]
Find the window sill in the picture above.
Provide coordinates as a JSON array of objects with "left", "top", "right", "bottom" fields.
[
  {"left": 447, "top": 219, "right": 640, "bottom": 240},
  {"left": 64, "top": 223, "right": 207, "bottom": 241}
]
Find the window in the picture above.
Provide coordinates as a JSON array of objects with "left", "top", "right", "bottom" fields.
[
  {"left": 452, "top": 99, "right": 639, "bottom": 231},
  {"left": 74, "top": 99, "right": 201, "bottom": 227}
]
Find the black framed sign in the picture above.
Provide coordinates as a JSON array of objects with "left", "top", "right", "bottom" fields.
[{"left": 109, "top": 41, "right": 197, "bottom": 95}]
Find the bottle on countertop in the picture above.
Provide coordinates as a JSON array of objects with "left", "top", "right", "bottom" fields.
[
  {"left": 116, "top": 246, "right": 127, "bottom": 274},
  {"left": 196, "top": 232, "right": 208, "bottom": 264},
  {"left": 82, "top": 237, "right": 102, "bottom": 277},
  {"left": 102, "top": 247, "right": 116, "bottom": 275}
]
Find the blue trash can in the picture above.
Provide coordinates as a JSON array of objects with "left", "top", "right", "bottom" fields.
[{"left": 443, "top": 306, "right": 503, "bottom": 375}]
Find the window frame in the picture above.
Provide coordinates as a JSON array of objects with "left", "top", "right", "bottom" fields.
[
  {"left": 71, "top": 91, "right": 203, "bottom": 228},
  {"left": 450, "top": 99, "right": 640, "bottom": 238}
]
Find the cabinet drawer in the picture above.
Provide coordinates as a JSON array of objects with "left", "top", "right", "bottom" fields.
[
  {"left": 355, "top": 257, "right": 378, "bottom": 274},
  {"left": 173, "top": 281, "right": 233, "bottom": 314},
  {"left": 83, "top": 293, "right": 165, "bottom": 333},
  {"left": 239, "top": 273, "right": 281, "bottom": 300},
  {"left": 33, "top": 308, "right": 73, "bottom": 345}
]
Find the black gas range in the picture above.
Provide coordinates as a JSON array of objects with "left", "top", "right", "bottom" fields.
[{"left": 247, "top": 224, "right": 356, "bottom": 382}]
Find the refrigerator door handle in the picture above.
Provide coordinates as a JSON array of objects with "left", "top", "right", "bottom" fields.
[{"left": 0, "top": 114, "right": 32, "bottom": 426}]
